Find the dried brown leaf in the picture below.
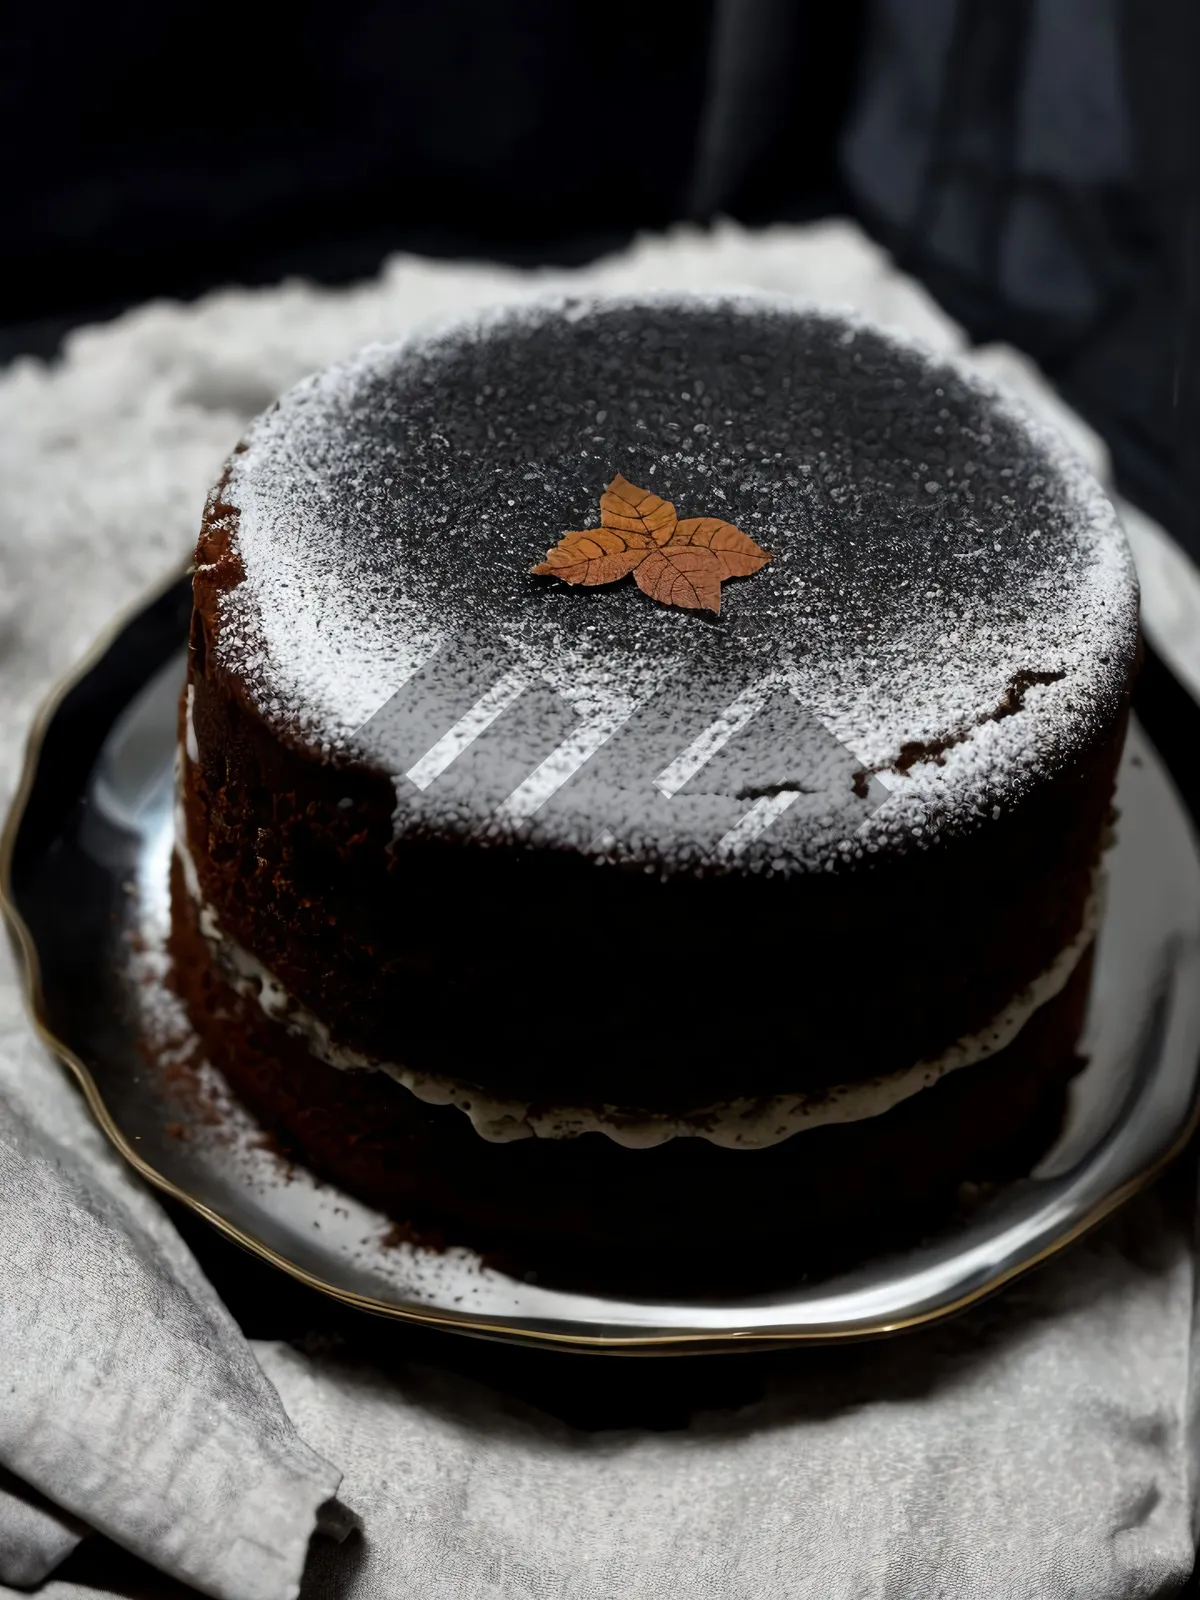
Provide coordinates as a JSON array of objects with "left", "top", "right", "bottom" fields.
[
  {"left": 531, "top": 526, "right": 654, "bottom": 586},
  {"left": 633, "top": 546, "right": 724, "bottom": 614},
  {"left": 668, "top": 517, "right": 771, "bottom": 578},
  {"left": 531, "top": 472, "right": 770, "bottom": 613},
  {"left": 600, "top": 474, "right": 677, "bottom": 544}
]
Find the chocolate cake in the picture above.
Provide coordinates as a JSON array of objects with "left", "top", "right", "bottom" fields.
[{"left": 172, "top": 293, "right": 1139, "bottom": 1286}]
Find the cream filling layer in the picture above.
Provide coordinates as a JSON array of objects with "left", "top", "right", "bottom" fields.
[{"left": 174, "top": 805, "right": 1103, "bottom": 1149}]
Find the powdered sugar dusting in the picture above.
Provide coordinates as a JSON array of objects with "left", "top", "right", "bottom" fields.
[{"left": 207, "top": 293, "right": 1138, "bottom": 871}]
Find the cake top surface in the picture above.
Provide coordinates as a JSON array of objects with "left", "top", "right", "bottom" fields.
[{"left": 200, "top": 293, "right": 1138, "bottom": 873}]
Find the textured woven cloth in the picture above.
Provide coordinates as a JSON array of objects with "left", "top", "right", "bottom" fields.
[{"left": 1, "top": 220, "right": 1199, "bottom": 1599}]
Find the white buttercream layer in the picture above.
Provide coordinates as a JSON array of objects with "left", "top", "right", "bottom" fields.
[{"left": 174, "top": 809, "right": 1102, "bottom": 1150}]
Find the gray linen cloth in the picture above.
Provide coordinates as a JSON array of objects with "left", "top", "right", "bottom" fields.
[
  {"left": 1, "top": 220, "right": 1199, "bottom": 1599},
  {"left": 0, "top": 1027, "right": 348, "bottom": 1597}
]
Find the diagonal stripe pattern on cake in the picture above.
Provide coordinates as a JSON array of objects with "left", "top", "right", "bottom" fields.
[{"left": 355, "top": 635, "right": 890, "bottom": 864}]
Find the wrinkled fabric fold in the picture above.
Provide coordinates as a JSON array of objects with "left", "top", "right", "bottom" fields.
[
  {"left": 254, "top": 1194, "right": 1198, "bottom": 1600},
  {"left": 0, "top": 1028, "right": 341, "bottom": 1600},
  {"left": 0, "top": 1468, "right": 87, "bottom": 1588}
]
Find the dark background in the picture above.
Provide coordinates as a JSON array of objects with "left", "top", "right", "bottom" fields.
[
  {"left": 1, "top": 2, "right": 859, "bottom": 350},
  {"left": 5, "top": 0, "right": 1200, "bottom": 563},
  {"left": 6, "top": 3, "right": 1200, "bottom": 1589}
]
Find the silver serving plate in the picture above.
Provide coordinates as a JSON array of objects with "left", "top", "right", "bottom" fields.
[{"left": 5, "top": 571, "right": 1200, "bottom": 1353}]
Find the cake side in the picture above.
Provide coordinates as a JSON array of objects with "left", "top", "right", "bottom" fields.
[
  {"left": 169, "top": 851, "right": 1094, "bottom": 1285},
  {"left": 176, "top": 683, "right": 1123, "bottom": 1111}
]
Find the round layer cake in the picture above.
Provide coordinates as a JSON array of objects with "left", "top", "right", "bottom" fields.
[{"left": 172, "top": 293, "right": 1139, "bottom": 1286}]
